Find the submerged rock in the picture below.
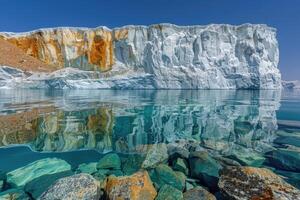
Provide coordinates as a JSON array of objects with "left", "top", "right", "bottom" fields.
[
  {"left": 6, "top": 158, "right": 71, "bottom": 187},
  {"left": 142, "top": 143, "right": 168, "bottom": 169},
  {"left": 156, "top": 184, "right": 183, "bottom": 200},
  {"left": 0, "top": 188, "right": 29, "bottom": 200},
  {"left": 106, "top": 171, "right": 157, "bottom": 200},
  {"left": 167, "top": 144, "right": 190, "bottom": 160},
  {"left": 188, "top": 151, "right": 222, "bottom": 188},
  {"left": 183, "top": 187, "right": 216, "bottom": 200},
  {"left": 39, "top": 173, "right": 101, "bottom": 200},
  {"left": 122, "top": 154, "right": 145, "bottom": 175},
  {"left": 97, "top": 153, "right": 121, "bottom": 170},
  {"left": 77, "top": 162, "right": 98, "bottom": 174},
  {"left": 218, "top": 166, "right": 300, "bottom": 200},
  {"left": 172, "top": 158, "right": 189, "bottom": 175},
  {"left": 149, "top": 164, "right": 186, "bottom": 191},
  {"left": 24, "top": 170, "right": 73, "bottom": 199}
]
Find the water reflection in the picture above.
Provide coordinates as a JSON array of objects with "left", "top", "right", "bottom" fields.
[{"left": 0, "top": 90, "right": 281, "bottom": 161}]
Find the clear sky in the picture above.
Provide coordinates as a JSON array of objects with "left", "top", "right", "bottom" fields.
[{"left": 0, "top": 0, "right": 299, "bottom": 80}]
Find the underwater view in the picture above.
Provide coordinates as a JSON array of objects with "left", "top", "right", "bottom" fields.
[{"left": 0, "top": 89, "right": 299, "bottom": 199}]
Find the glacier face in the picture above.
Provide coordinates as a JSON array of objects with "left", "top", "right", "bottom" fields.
[{"left": 0, "top": 23, "right": 281, "bottom": 89}]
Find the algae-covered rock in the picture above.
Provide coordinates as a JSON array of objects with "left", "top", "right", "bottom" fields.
[
  {"left": 156, "top": 184, "right": 183, "bottom": 200},
  {"left": 122, "top": 154, "right": 145, "bottom": 175},
  {"left": 6, "top": 158, "right": 71, "bottom": 187},
  {"left": 24, "top": 170, "right": 73, "bottom": 199},
  {"left": 142, "top": 143, "right": 168, "bottom": 169},
  {"left": 172, "top": 158, "right": 189, "bottom": 175},
  {"left": 0, "top": 188, "right": 29, "bottom": 200},
  {"left": 39, "top": 173, "right": 101, "bottom": 200},
  {"left": 188, "top": 151, "right": 222, "bottom": 188},
  {"left": 106, "top": 171, "right": 157, "bottom": 200},
  {"left": 218, "top": 166, "right": 300, "bottom": 200},
  {"left": 97, "top": 153, "right": 121, "bottom": 170},
  {"left": 149, "top": 164, "right": 186, "bottom": 191},
  {"left": 77, "top": 162, "right": 98, "bottom": 174}
]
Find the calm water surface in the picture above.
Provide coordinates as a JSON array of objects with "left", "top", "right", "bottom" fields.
[{"left": 0, "top": 89, "right": 299, "bottom": 189}]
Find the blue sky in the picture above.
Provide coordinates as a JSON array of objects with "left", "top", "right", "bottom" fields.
[{"left": 0, "top": 0, "right": 299, "bottom": 80}]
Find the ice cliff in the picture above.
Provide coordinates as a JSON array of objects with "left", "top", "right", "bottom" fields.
[{"left": 0, "top": 23, "right": 281, "bottom": 89}]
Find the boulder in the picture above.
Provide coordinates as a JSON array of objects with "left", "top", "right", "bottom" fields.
[
  {"left": 188, "top": 151, "right": 222, "bottom": 188},
  {"left": 6, "top": 158, "right": 71, "bottom": 187},
  {"left": 167, "top": 144, "right": 189, "bottom": 159},
  {"left": 39, "top": 173, "right": 101, "bottom": 200},
  {"left": 97, "top": 153, "right": 121, "bottom": 170},
  {"left": 266, "top": 149, "right": 300, "bottom": 171},
  {"left": 183, "top": 187, "right": 216, "bottom": 200},
  {"left": 149, "top": 164, "right": 186, "bottom": 191},
  {"left": 77, "top": 162, "right": 98, "bottom": 174},
  {"left": 218, "top": 166, "right": 300, "bottom": 200},
  {"left": 0, "top": 188, "right": 29, "bottom": 200},
  {"left": 228, "top": 148, "right": 266, "bottom": 167},
  {"left": 24, "top": 170, "right": 73, "bottom": 199},
  {"left": 122, "top": 154, "right": 145, "bottom": 175},
  {"left": 156, "top": 184, "right": 183, "bottom": 200},
  {"left": 172, "top": 158, "right": 189, "bottom": 175},
  {"left": 106, "top": 171, "right": 157, "bottom": 200},
  {"left": 142, "top": 143, "right": 168, "bottom": 169}
]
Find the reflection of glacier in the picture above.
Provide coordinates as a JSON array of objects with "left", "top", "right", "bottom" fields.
[{"left": 0, "top": 90, "right": 281, "bottom": 158}]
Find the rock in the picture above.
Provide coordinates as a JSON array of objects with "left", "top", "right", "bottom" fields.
[
  {"left": 188, "top": 151, "right": 222, "bottom": 189},
  {"left": 149, "top": 164, "right": 186, "bottom": 191},
  {"left": 97, "top": 153, "right": 121, "bottom": 170},
  {"left": 77, "top": 162, "right": 98, "bottom": 174},
  {"left": 106, "top": 171, "right": 157, "bottom": 200},
  {"left": 218, "top": 166, "right": 300, "bottom": 200},
  {"left": 106, "top": 169, "right": 123, "bottom": 177},
  {"left": 228, "top": 148, "right": 266, "bottom": 167},
  {"left": 142, "top": 143, "right": 168, "bottom": 169},
  {"left": 183, "top": 187, "right": 216, "bottom": 200},
  {"left": 172, "top": 158, "right": 189, "bottom": 175},
  {"left": 167, "top": 144, "right": 190, "bottom": 159},
  {"left": 266, "top": 149, "right": 300, "bottom": 171},
  {"left": 0, "top": 24, "right": 281, "bottom": 89},
  {"left": 213, "top": 156, "right": 241, "bottom": 166},
  {"left": 6, "top": 158, "right": 71, "bottom": 187},
  {"left": 122, "top": 154, "right": 145, "bottom": 175},
  {"left": 185, "top": 182, "right": 194, "bottom": 191},
  {"left": 92, "top": 169, "right": 109, "bottom": 182},
  {"left": 39, "top": 173, "right": 101, "bottom": 200},
  {"left": 156, "top": 184, "right": 183, "bottom": 200},
  {"left": 24, "top": 170, "right": 73, "bottom": 199},
  {"left": 0, "top": 188, "right": 29, "bottom": 200}
]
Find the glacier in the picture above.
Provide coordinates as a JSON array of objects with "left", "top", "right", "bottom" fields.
[{"left": 0, "top": 23, "right": 281, "bottom": 89}]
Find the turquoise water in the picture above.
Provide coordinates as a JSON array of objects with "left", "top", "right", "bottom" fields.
[{"left": 0, "top": 89, "right": 299, "bottom": 191}]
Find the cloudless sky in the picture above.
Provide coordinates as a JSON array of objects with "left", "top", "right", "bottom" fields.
[{"left": 0, "top": 0, "right": 299, "bottom": 80}]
